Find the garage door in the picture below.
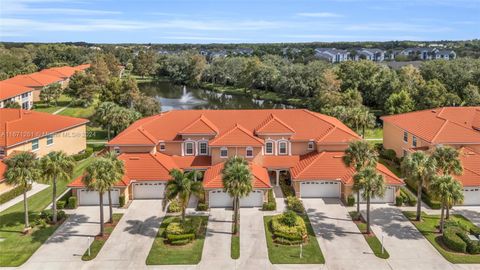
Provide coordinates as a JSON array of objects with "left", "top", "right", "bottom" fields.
[
  {"left": 300, "top": 181, "right": 340, "bottom": 198},
  {"left": 463, "top": 187, "right": 480, "bottom": 205},
  {"left": 78, "top": 189, "right": 120, "bottom": 206},
  {"left": 133, "top": 181, "right": 166, "bottom": 199},
  {"left": 358, "top": 186, "right": 396, "bottom": 203},
  {"left": 209, "top": 190, "right": 233, "bottom": 208},
  {"left": 240, "top": 190, "right": 264, "bottom": 207}
]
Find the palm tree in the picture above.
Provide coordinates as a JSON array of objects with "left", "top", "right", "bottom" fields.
[
  {"left": 4, "top": 152, "right": 41, "bottom": 230},
  {"left": 429, "top": 175, "right": 464, "bottom": 233},
  {"left": 103, "top": 151, "right": 125, "bottom": 223},
  {"left": 40, "top": 151, "right": 75, "bottom": 223},
  {"left": 353, "top": 167, "right": 386, "bottom": 234},
  {"left": 222, "top": 156, "right": 253, "bottom": 234},
  {"left": 95, "top": 102, "right": 117, "bottom": 140},
  {"left": 343, "top": 141, "right": 378, "bottom": 214},
  {"left": 401, "top": 151, "right": 437, "bottom": 221},
  {"left": 432, "top": 146, "right": 463, "bottom": 219},
  {"left": 82, "top": 158, "right": 116, "bottom": 236},
  {"left": 164, "top": 169, "right": 204, "bottom": 222}
]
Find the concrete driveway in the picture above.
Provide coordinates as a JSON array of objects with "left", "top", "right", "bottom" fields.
[
  {"left": 89, "top": 199, "right": 164, "bottom": 269},
  {"left": 454, "top": 207, "right": 480, "bottom": 226},
  {"left": 303, "top": 198, "right": 390, "bottom": 270},
  {"left": 237, "top": 208, "right": 269, "bottom": 269},
  {"left": 369, "top": 206, "right": 455, "bottom": 270}
]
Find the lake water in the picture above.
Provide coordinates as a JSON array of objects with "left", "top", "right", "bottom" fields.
[{"left": 138, "top": 80, "right": 294, "bottom": 111}]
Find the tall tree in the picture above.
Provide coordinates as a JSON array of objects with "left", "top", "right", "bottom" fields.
[
  {"left": 40, "top": 151, "right": 75, "bottom": 223},
  {"left": 353, "top": 167, "right": 386, "bottom": 234},
  {"left": 343, "top": 141, "right": 378, "bottom": 215},
  {"left": 39, "top": 83, "right": 62, "bottom": 106},
  {"left": 90, "top": 55, "right": 111, "bottom": 84},
  {"left": 134, "top": 50, "right": 157, "bottom": 78},
  {"left": 164, "top": 169, "right": 204, "bottom": 222},
  {"left": 103, "top": 151, "right": 125, "bottom": 223},
  {"left": 384, "top": 90, "right": 415, "bottom": 115},
  {"left": 65, "top": 73, "right": 99, "bottom": 106},
  {"left": 401, "top": 151, "right": 437, "bottom": 221},
  {"left": 222, "top": 156, "right": 253, "bottom": 234},
  {"left": 4, "top": 152, "right": 41, "bottom": 230},
  {"left": 429, "top": 175, "right": 463, "bottom": 233},
  {"left": 94, "top": 102, "right": 117, "bottom": 140}
]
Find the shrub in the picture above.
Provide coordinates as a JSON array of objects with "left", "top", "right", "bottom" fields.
[
  {"left": 196, "top": 203, "right": 208, "bottom": 211},
  {"left": 470, "top": 226, "right": 480, "bottom": 237},
  {"left": 167, "top": 199, "right": 182, "bottom": 213},
  {"left": 166, "top": 233, "right": 195, "bottom": 242},
  {"left": 444, "top": 219, "right": 460, "bottom": 229},
  {"left": 443, "top": 227, "right": 467, "bottom": 253},
  {"left": 72, "top": 148, "right": 93, "bottom": 161},
  {"left": 68, "top": 196, "right": 77, "bottom": 209},
  {"left": 282, "top": 211, "right": 298, "bottom": 227},
  {"left": 400, "top": 187, "right": 417, "bottom": 206},
  {"left": 57, "top": 210, "right": 67, "bottom": 221},
  {"left": 119, "top": 195, "right": 125, "bottom": 207},
  {"left": 457, "top": 231, "right": 480, "bottom": 254},
  {"left": 170, "top": 239, "right": 192, "bottom": 245},
  {"left": 35, "top": 218, "right": 48, "bottom": 229},
  {"left": 271, "top": 213, "right": 307, "bottom": 240},
  {"left": 280, "top": 177, "right": 295, "bottom": 197},
  {"left": 395, "top": 196, "right": 403, "bottom": 206},
  {"left": 346, "top": 195, "right": 355, "bottom": 206},
  {"left": 0, "top": 184, "right": 32, "bottom": 204},
  {"left": 56, "top": 200, "right": 66, "bottom": 210},
  {"left": 40, "top": 210, "right": 53, "bottom": 222},
  {"left": 381, "top": 149, "right": 398, "bottom": 162},
  {"left": 262, "top": 202, "right": 276, "bottom": 211},
  {"left": 286, "top": 196, "right": 305, "bottom": 213}
]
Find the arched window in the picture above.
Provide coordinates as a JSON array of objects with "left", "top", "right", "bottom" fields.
[
  {"left": 265, "top": 140, "right": 274, "bottom": 155},
  {"left": 278, "top": 140, "right": 288, "bottom": 155}
]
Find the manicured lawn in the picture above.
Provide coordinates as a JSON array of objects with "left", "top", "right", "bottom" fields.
[
  {"left": 58, "top": 103, "right": 96, "bottom": 119},
  {"left": 82, "top": 213, "right": 123, "bottom": 261},
  {"left": 146, "top": 215, "right": 208, "bottom": 265},
  {"left": 231, "top": 234, "right": 240, "bottom": 259},
  {"left": 349, "top": 212, "right": 389, "bottom": 259},
  {"left": 86, "top": 126, "right": 109, "bottom": 141},
  {"left": 34, "top": 94, "right": 72, "bottom": 114},
  {"left": 403, "top": 211, "right": 480, "bottom": 263},
  {"left": 263, "top": 215, "right": 325, "bottom": 264},
  {"left": 364, "top": 128, "right": 383, "bottom": 140},
  {"left": 0, "top": 157, "right": 94, "bottom": 266}
]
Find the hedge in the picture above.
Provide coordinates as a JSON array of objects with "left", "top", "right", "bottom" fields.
[
  {"left": 280, "top": 177, "right": 295, "bottom": 197},
  {"left": 72, "top": 148, "right": 93, "bottom": 161},
  {"left": 0, "top": 184, "right": 32, "bottom": 204},
  {"left": 443, "top": 227, "right": 467, "bottom": 253},
  {"left": 470, "top": 226, "right": 480, "bottom": 236},
  {"left": 395, "top": 196, "right": 403, "bottom": 206},
  {"left": 196, "top": 203, "right": 208, "bottom": 211},
  {"left": 346, "top": 195, "right": 355, "bottom": 206},
  {"left": 263, "top": 189, "right": 276, "bottom": 211},
  {"left": 166, "top": 233, "right": 195, "bottom": 242},
  {"left": 271, "top": 213, "right": 306, "bottom": 240},
  {"left": 400, "top": 187, "right": 417, "bottom": 206},
  {"left": 68, "top": 196, "right": 77, "bottom": 209},
  {"left": 458, "top": 232, "right": 480, "bottom": 254},
  {"left": 119, "top": 195, "right": 125, "bottom": 207},
  {"left": 56, "top": 200, "right": 66, "bottom": 209},
  {"left": 274, "top": 236, "right": 305, "bottom": 245},
  {"left": 286, "top": 196, "right": 305, "bottom": 213},
  {"left": 404, "top": 181, "right": 440, "bottom": 209}
]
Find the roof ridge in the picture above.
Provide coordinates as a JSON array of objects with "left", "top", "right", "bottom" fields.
[
  {"left": 430, "top": 119, "right": 449, "bottom": 143},
  {"left": 255, "top": 113, "right": 296, "bottom": 133},
  {"left": 179, "top": 113, "right": 218, "bottom": 134},
  {"left": 315, "top": 126, "right": 337, "bottom": 142},
  {"left": 137, "top": 128, "right": 157, "bottom": 144},
  {"left": 150, "top": 152, "right": 175, "bottom": 173},
  {"left": 294, "top": 152, "right": 325, "bottom": 179},
  {"left": 304, "top": 109, "right": 359, "bottom": 138},
  {"left": 210, "top": 123, "right": 263, "bottom": 145}
]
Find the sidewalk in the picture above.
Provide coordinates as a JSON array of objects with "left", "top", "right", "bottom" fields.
[{"left": 0, "top": 183, "right": 50, "bottom": 212}]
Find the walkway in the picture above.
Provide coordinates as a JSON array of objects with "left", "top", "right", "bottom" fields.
[{"left": 0, "top": 183, "right": 50, "bottom": 212}]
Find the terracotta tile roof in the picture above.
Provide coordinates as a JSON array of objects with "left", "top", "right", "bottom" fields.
[
  {"left": 262, "top": 155, "right": 300, "bottom": 169},
  {"left": 171, "top": 155, "right": 212, "bottom": 169},
  {"left": 0, "top": 161, "right": 5, "bottom": 181},
  {"left": 255, "top": 113, "right": 295, "bottom": 134},
  {"left": 0, "top": 82, "right": 33, "bottom": 101},
  {"left": 107, "top": 109, "right": 359, "bottom": 146},
  {"left": 179, "top": 114, "right": 219, "bottom": 135},
  {"left": 457, "top": 147, "right": 480, "bottom": 187},
  {"left": 40, "top": 66, "right": 77, "bottom": 79},
  {"left": 203, "top": 161, "right": 271, "bottom": 189},
  {"left": 209, "top": 124, "right": 264, "bottom": 146},
  {"left": 0, "top": 109, "right": 89, "bottom": 148},
  {"left": 291, "top": 151, "right": 403, "bottom": 186},
  {"left": 381, "top": 107, "right": 480, "bottom": 144},
  {"left": 3, "top": 72, "right": 63, "bottom": 88}
]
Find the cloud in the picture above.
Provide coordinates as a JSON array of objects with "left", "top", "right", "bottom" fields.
[
  {"left": 296, "top": 12, "right": 343, "bottom": 18},
  {"left": 0, "top": 0, "right": 120, "bottom": 16},
  {"left": 345, "top": 23, "right": 452, "bottom": 32},
  {"left": 163, "top": 36, "right": 245, "bottom": 41}
]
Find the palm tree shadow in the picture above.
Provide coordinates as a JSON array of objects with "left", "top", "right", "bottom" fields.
[
  {"left": 369, "top": 207, "right": 423, "bottom": 240},
  {"left": 42, "top": 214, "right": 91, "bottom": 243},
  {"left": 305, "top": 208, "right": 352, "bottom": 241},
  {"left": 454, "top": 209, "right": 480, "bottom": 226},
  {"left": 123, "top": 216, "right": 163, "bottom": 237}
]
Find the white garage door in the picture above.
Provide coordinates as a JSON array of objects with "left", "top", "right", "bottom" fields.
[
  {"left": 358, "top": 186, "right": 396, "bottom": 203},
  {"left": 300, "top": 181, "right": 341, "bottom": 198},
  {"left": 463, "top": 187, "right": 480, "bottom": 205},
  {"left": 133, "top": 181, "right": 166, "bottom": 199},
  {"left": 209, "top": 190, "right": 233, "bottom": 208},
  {"left": 240, "top": 190, "right": 264, "bottom": 207},
  {"left": 78, "top": 189, "right": 120, "bottom": 206}
]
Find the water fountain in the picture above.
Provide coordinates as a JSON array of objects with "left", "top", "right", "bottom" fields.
[{"left": 179, "top": 85, "right": 195, "bottom": 104}]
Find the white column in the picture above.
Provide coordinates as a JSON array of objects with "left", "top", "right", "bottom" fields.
[{"left": 276, "top": 170, "right": 280, "bottom": 186}]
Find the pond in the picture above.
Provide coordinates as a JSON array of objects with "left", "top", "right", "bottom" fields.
[{"left": 138, "top": 80, "right": 295, "bottom": 111}]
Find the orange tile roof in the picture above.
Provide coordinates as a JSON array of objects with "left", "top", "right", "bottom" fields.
[
  {"left": 209, "top": 124, "right": 264, "bottom": 146},
  {"left": 381, "top": 107, "right": 480, "bottom": 144},
  {"left": 40, "top": 66, "right": 77, "bottom": 78},
  {"left": 262, "top": 155, "right": 300, "bottom": 169},
  {"left": 171, "top": 155, "right": 212, "bottom": 169},
  {"left": 0, "top": 81, "right": 33, "bottom": 101},
  {"left": 107, "top": 110, "right": 360, "bottom": 146},
  {"left": 291, "top": 151, "right": 404, "bottom": 186},
  {"left": 179, "top": 114, "right": 219, "bottom": 135},
  {"left": 0, "top": 109, "right": 89, "bottom": 148},
  {"left": 255, "top": 114, "right": 295, "bottom": 134},
  {"left": 203, "top": 161, "right": 271, "bottom": 189},
  {"left": 457, "top": 147, "right": 480, "bottom": 187},
  {"left": 3, "top": 72, "right": 63, "bottom": 88}
]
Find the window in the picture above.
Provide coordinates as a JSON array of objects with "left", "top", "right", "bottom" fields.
[
  {"left": 32, "top": 139, "right": 39, "bottom": 151},
  {"left": 265, "top": 141, "right": 274, "bottom": 154},
  {"left": 185, "top": 142, "right": 194, "bottom": 155},
  {"left": 0, "top": 148, "right": 4, "bottom": 156},
  {"left": 220, "top": 147, "right": 228, "bottom": 158},
  {"left": 159, "top": 143, "right": 166, "bottom": 151},
  {"left": 198, "top": 142, "right": 208, "bottom": 155},
  {"left": 46, "top": 135, "right": 53, "bottom": 145},
  {"left": 246, "top": 147, "right": 253, "bottom": 158},
  {"left": 412, "top": 136, "right": 417, "bottom": 147},
  {"left": 403, "top": 131, "right": 408, "bottom": 143},
  {"left": 114, "top": 147, "right": 120, "bottom": 154},
  {"left": 403, "top": 150, "right": 408, "bottom": 157},
  {"left": 278, "top": 141, "right": 287, "bottom": 155},
  {"left": 308, "top": 141, "right": 314, "bottom": 150}
]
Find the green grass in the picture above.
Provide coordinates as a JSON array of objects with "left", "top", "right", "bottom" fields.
[
  {"left": 86, "top": 126, "right": 109, "bottom": 141},
  {"left": 34, "top": 95, "right": 72, "bottom": 114},
  {"left": 58, "top": 104, "right": 96, "bottom": 119},
  {"left": 231, "top": 234, "right": 240, "bottom": 259},
  {"left": 379, "top": 158, "right": 402, "bottom": 177},
  {"left": 82, "top": 213, "right": 123, "bottom": 261},
  {"left": 364, "top": 128, "right": 383, "bottom": 140},
  {"left": 146, "top": 216, "right": 208, "bottom": 265},
  {"left": 263, "top": 215, "right": 325, "bottom": 264},
  {"left": 0, "top": 157, "right": 94, "bottom": 267},
  {"left": 403, "top": 211, "right": 480, "bottom": 263},
  {"left": 349, "top": 212, "right": 390, "bottom": 259}
]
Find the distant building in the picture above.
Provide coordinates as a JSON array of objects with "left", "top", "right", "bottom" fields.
[
  {"left": 230, "top": 48, "right": 254, "bottom": 56},
  {"left": 314, "top": 48, "right": 350, "bottom": 63},
  {"left": 400, "top": 48, "right": 456, "bottom": 61},
  {"left": 354, "top": 48, "right": 385, "bottom": 62}
]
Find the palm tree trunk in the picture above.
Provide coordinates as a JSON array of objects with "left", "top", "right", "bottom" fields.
[
  {"left": 108, "top": 189, "right": 113, "bottom": 223},
  {"left": 52, "top": 178, "right": 57, "bottom": 223},
  {"left": 416, "top": 182, "right": 422, "bottom": 221},
  {"left": 446, "top": 202, "right": 450, "bottom": 220},
  {"left": 23, "top": 189, "right": 30, "bottom": 229},
  {"left": 99, "top": 192, "right": 104, "bottom": 236},
  {"left": 366, "top": 195, "right": 371, "bottom": 234},
  {"left": 233, "top": 197, "right": 239, "bottom": 234},
  {"left": 356, "top": 190, "right": 360, "bottom": 218},
  {"left": 439, "top": 199, "right": 446, "bottom": 233},
  {"left": 107, "top": 125, "right": 111, "bottom": 140}
]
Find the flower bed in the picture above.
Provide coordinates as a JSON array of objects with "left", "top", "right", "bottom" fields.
[
  {"left": 270, "top": 211, "right": 307, "bottom": 245},
  {"left": 165, "top": 217, "right": 203, "bottom": 245}
]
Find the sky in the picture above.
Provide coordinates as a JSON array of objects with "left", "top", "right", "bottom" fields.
[{"left": 0, "top": 0, "right": 479, "bottom": 44}]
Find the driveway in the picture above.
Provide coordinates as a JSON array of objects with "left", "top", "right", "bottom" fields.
[
  {"left": 453, "top": 207, "right": 480, "bottom": 226},
  {"left": 369, "top": 206, "right": 455, "bottom": 270},
  {"left": 303, "top": 198, "right": 390, "bottom": 270},
  {"left": 237, "top": 208, "right": 269, "bottom": 269},
  {"left": 88, "top": 199, "right": 164, "bottom": 269},
  {"left": 21, "top": 206, "right": 106, "bottom": 270}
]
